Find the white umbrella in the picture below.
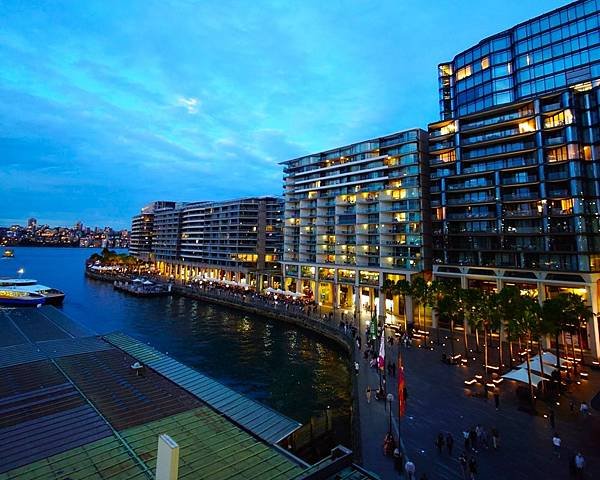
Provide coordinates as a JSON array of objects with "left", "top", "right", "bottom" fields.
[
  {"left": 142, "top": 280, "right": 153, "bottom": 285},
  {"left": 132, "top": 278, "right": 143, "bottom": 283}
]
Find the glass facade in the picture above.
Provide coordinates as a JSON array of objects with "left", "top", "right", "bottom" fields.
[
  {"left": 430, "top": 0, "right": 600, "bottom": 274},
  {"left": 440, "top": 0, "right": 600, "bottom": 119}
]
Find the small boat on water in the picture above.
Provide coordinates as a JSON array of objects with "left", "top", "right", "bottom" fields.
[
  {"left": 0, "top": 289, "right": 45, "bottom": 307},
  {"left": 2, "top": 249, "right": 14, "bottom": 258},
  {"left": 0, "top": 278, "right": 65, "bottom": 305}
]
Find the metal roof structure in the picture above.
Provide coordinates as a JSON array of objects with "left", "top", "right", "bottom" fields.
[
  {"left": 104, "top": 332, "right": 302, "bottom": 444},
  {"left": 121, "top": 408, "right": 305, "bottom": 480},
  {"left": 0, "top": 307, "right": 370, "bottom": 480}
]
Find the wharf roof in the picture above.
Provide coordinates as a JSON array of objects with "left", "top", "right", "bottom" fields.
[
  {"left": 0, "top": 306, "right": 372, "bottom": 480},
  {"left": 0, "top": 306, "right": 305, "bottom": 480},
  {"left": 103, "top": 332, "right": 302, "bottom": 444}
]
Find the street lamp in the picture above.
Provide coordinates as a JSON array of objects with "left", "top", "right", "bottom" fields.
[
  {"left": 383, "top": 393, "right": 395, "bottom": 456},
  {"left": 387, "top": 393, "right": 394, "bottom": 434}
]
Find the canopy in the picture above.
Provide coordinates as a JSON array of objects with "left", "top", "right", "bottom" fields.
[
  {"left": 502, "top": 368, "right": 546, "bottom": 387},
  {"left": 517, "top": 352, "right": 562, "bottom": 374},
  {"left": 265, "top": 287, "right": 276, "bottom": 294},
  {"left": 142, "top": 280, "right": 153, "bottom": 285}
]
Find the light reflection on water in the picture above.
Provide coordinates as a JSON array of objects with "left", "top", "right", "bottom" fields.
[{"left": 0, "top": 247, "right": 352, "bottom": 438}]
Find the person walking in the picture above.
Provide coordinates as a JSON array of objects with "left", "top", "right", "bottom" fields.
[
  {"left": 366, "top": 386, "right": 372, "bottom": 404},
  {"left": 435, "top": 432, "right": 445, "bottom": 454},
  {"left": 393, "top": 448, "right": 404, "bottom": 474},
  {"left": 469, "top": 427, "right": 478, "bottom": 453},
  {"left": 574, "top": 452, "right": 585, "bottom": 478},
  {"left": 493, "top": 390, "right": 500, "bottom": 410},
  {"left": 549, "top": 409, "right": 556, "bottom": 429},
  {"left": 491, "top": 427, "right": 499, "bottom": 450},
  {"left": 580, "top": 402, "right": 590, "bottom": 416},
  {"left": 405, "top": 460, "right": 416, "bottom": 480},
  {"left": 463, "top": 430, "right": 470, "bottom": 452},
  {"left": 552, "top": 433, "right": 561, "bottom": 458},
  {"left": 446, "top": 432, "right": 454, "bottom": 456},
  {"left": 458, "top": 452, "right": 468, "bottom": 479},
  {"left": 468, "top": 456, "right": 477, "bottom": 479}
]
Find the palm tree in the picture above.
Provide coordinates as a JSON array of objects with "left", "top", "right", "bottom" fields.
[
  {"left": 425, "top": 280, "right": 445, "bottom": 345},
  {"left": 542, "top": 295, "right": 568, "bottom": 383},
  {"left": 411, "top": 276, "right": 429, "bottom": 332},
  {"left": 498, "top": 286, "right": 522, "bottom": 370},
  {"left": 437, "top": 285, "right": 461, "bottom": 356},
  {"left": 562, "top": 293, "right": 592, "bottom": 372},
  {"left": 396, "top": 279, "right": 413, "bottom": 331},
  {"left": 519, "top": 296, "right": 542, "bottom": 406}
]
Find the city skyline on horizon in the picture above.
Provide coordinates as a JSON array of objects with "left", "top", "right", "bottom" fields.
[{"left": 0, "top": 0, "right": 567, "bottom": 229}]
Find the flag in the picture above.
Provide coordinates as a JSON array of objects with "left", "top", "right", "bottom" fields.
[
  {"left": 398, "top": 351, "right": 406, "bottom": 417},
  {"left": 377, "top": 326, "right": 385, "bottom": 369}
]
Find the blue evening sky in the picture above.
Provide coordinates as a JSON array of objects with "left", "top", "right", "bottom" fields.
[{"left": 0, "top": 0, "right": 566, "bottom": 229}]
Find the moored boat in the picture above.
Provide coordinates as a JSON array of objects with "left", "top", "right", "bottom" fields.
[
  {"left": 0, "top": 278, "right": 65, "bottom": 305},
  {"left": 2, "top": 249, "right": 14, "bottom": 258},
  {"left": 0, "top": 289, "right": 45, "bottom": 307}
]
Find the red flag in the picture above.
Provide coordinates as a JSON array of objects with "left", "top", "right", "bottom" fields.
[{"left": 398, "top": 352, "right": 406, "bottom": 417}]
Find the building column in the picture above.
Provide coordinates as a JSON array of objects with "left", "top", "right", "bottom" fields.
[
  {"left": 461, "top": 275, "right": 469, "bottom": 332},
  {"left": 354, "top": 279, "right": 361, "bottom": 317},
  {"left": 378, "top": 289, "right": 386, "bottom": 325}
]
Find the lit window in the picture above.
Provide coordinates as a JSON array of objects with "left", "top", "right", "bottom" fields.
[
  {"left": 481, "top": 57, "right": 490, "bottom": 70},
  {"left": 518, "top": 120, "right": 536, "bottom": 133},
  {"left": 456, "top": 65, "right": 472, "bottom": 81}
]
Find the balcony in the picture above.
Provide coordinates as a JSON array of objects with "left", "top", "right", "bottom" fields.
[
  {"left": 501, "top": 175, "right": 538, "bottom": 186},
  {"left": 447, "top": 195, "right": 495, "bottom": 205},
  {"left": 447, "top": 180, "right": 493, "bottom": 191},
  {"left": 503, "top": 210, "right": 540, "bottom": 217},
  {"left": 502, "top": 193, "right": 538, "bottom": 201}
]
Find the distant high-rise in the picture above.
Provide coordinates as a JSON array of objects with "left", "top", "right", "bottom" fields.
[{"left": 27, "top": 217, "right": 37, "bottom": 228}]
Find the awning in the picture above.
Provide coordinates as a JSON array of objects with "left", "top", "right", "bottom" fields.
[{"left": 502, "top": 368, "right": 546, "bottom": 387}]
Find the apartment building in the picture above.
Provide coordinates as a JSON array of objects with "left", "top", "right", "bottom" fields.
[
  {"left": 129, "top": 201, "right": 176, "bottom": 261},
  {"left": 146, "top": 197, "right": 284, "bottom": 289},
  {"left": 429, "top": 0, "right": 600, "bottom": 355},
  {"left": 281, "top": 129, "right": 429, "bottom": 323}
]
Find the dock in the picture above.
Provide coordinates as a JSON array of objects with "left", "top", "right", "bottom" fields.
[
  {"left": 113, "top": 279, "right": 171, "bottom": 297},
  {"left": 0, "top": 306, "right": 375, "bottom": 480}
]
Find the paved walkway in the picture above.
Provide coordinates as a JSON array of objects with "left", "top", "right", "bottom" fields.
[{"left": 355, "top": 329, "right": 600, "bottom": 479}]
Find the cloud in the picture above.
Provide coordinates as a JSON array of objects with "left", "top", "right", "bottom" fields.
[
  {"left": 176, "top": 96, "right": 199, "bottom": 114},
  {"left": 0, "top": 0, "right": 568, "bottom": 228}
]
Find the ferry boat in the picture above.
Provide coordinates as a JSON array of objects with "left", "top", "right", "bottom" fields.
[
  {"left": 0, "top": 278, "right": 65, "bottom": 305},
  {"left": 2, "top": 249, "right": 14, "bottom": 258},
  {"left": 0, "top": 289, "right": 45, "bottom": 307}
]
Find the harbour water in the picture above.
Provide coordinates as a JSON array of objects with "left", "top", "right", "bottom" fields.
[{"left": 0, "top": 247, "right": 351, "bottom": 440}]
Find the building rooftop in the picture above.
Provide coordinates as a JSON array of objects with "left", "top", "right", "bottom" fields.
[{"left": 0, "top": 306, "right": 374, "bottom": 480}]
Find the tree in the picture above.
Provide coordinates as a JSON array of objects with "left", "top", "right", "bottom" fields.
[
  {"left": 395, "top": 279, "right": 413, "bottom": 330},
  {"left": 437, "top": 285, "right": 461, "bottom": 356},
  {"left": 513, "top": 297, "right": 542, "bottom": 405},
  {"left": 424, "top": 280, "right": 445, "bottom": 345},
  {"left": 411, "top": 277, "right": 429, "bottom": 333},
  {"left": 562, "top": 293, "right": 592, "bottom": 372},
  {"left": 542, "top": 295, "right": 568, "bottom": 383},
  {"left": 498, "top": 286, "right": 522, "bottom": 370}
]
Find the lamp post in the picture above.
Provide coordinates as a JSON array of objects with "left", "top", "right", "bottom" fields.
[
  {"left": 387, "top": 393, "right": 394, "bottom": 434},
  {"left": 383, "top": 392, "right": 395, "bottom": 456}
]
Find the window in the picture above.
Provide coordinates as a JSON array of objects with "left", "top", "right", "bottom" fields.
[
  {"left": 456, "top": 65, "right": 472, "bottom": 81},
  {"left": 481, "top": 56, "right": 490, "bottom": 70}
]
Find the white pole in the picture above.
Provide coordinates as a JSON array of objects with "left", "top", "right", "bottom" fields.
[{"left": 156, "top": 434, "right": 179, "bottom": 480}]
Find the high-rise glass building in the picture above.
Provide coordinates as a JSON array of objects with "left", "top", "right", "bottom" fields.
[
  {"left": 429, "top": 0, "right": 600, "bottom": 356},
  {"left": 281, "top": 129, "right": 429, "bottom": 322}
]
